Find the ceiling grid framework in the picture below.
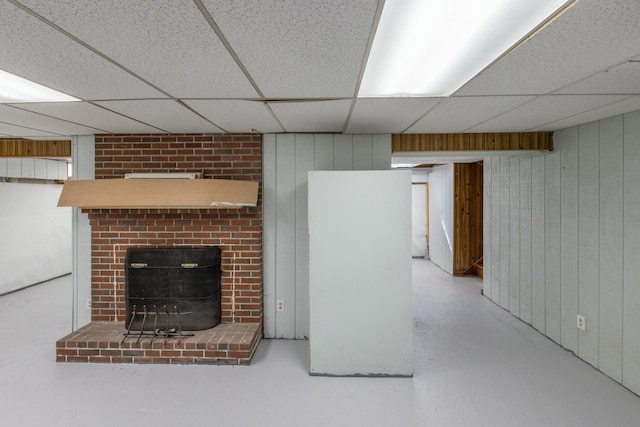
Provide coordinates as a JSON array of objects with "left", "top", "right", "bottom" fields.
[{"left": 0, "top": 0, "right": 639, "bottom": 139}]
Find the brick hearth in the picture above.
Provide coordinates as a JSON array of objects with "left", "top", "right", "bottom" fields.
[
  {"left": 56, "top": 134, "right": 263, "bottom": 365},
  {"left": 56, "top": 322, "right": 261, "bottom": 365}
]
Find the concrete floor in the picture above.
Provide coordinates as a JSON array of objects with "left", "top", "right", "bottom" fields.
[{"left": 2, "top": 259, "right": 640, "bottom": 426}]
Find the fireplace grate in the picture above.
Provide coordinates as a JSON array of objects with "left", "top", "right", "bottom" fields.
[{"left": 122, "top": 304, "right": 194, "bottom": 345}]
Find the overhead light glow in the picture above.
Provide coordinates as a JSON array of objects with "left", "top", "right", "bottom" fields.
[
  {"left": 0, "top": 69, "right": 78, "bottom": 103},
  {"left": 359, "top": 0, "right": 574, "bottom": 97}
]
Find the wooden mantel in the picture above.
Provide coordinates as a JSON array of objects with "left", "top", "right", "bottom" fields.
[{"left": 57, "top": 178, "right": 259, "bottom": 209}]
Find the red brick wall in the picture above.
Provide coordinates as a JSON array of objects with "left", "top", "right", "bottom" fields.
[{"left": 87, "top": 134, "right": 262, "bottom": 326}]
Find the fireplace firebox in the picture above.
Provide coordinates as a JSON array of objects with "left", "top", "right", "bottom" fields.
[{"left": 124, "top": 247, "right": 222, "bottom": 332}]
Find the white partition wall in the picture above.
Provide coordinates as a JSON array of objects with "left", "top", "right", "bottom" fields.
[
  {"left": 428, "top": 164, "right": 453, "bottom": 273},
  {"left": 308, "top": 170, "right": 413, "bottom": 376}
]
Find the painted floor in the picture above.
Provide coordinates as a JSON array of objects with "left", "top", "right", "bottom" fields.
[{"left": 1, "top": 259, "right": 639, "bottom": 426}]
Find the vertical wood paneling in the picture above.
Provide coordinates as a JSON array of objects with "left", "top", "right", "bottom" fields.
[
  {"left": 452, "top": 162, "right": 483, "bottom": 274},
  {"left": 509, "top": 158, "right": 520, "bottom": 316},
  {"left": 491, "top": 157, "right": 501, "bottom": 304},
  {"left": 578, "top": 122, "right": 600, "bottom": 366},
  {"left": 623, "top": 110, "right": 640, "bottom": 393},
  {"left": 483, "top": 157, "right": 493, "bottom": 299},
  {"left": 559, "top": 126, "right": 579, "bottom": 354},
  {"left": 392, "top": 133, "right": 552, "bottom": 152},
  {"left": 294, "top": 134, "right": 314, "bottom": 339},
  {"left": 599, "top": 115, "right": 624, "bottom": 382},
  {"left": 499, "top": 157, "right": 510, "bottom": 309},
  {"left": 262, "top": 135, "right": 277, "bottom": 338},
  {"left": 545, "top": 153, "right": 561, "bottom": 343},
  {"left": 531, "top": 155, "right": 546, "bottom": 333},
  {"left": 519, "top": 157, "right": 532, "bottom": 324},
  {"left": 334, "top": 134, "right": 353, "bottom": 170},
  {"left": 275, "top": 135, "right": 296, "bottom": 338}
]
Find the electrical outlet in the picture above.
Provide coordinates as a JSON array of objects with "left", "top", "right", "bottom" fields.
[
  {"left": 276, "top": 299, "right": 285, "bottom": 312},
  {"left": 87, "top": 299, "right": 92, "bottom": 310},
  {"left": 577, "top": 314, "right": 586, "bottom": 331}
]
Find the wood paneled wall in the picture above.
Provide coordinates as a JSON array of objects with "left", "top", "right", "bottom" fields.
[
  {"left": 453, "top": 162, "right": 483, "bottom": 275},
  {"left": 392, "top": 132, "right": 552, "bottom": 152},
  {"left": 0, "top": 139, "right": 71, "bottom": 157}
]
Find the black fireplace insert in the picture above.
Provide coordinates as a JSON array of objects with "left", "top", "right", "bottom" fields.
[{"left": 124, "top": 246, "right": 222, "bottom": 331}]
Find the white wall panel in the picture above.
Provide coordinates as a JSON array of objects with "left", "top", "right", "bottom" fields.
[
  {"left": 34, "top": 159, "right": 47, "bottom": 179},
  {"left": 428, "top": 164, "right": 454, "bottom": 274},
  {"left": 499, "top": 157, "right": 510, "bottom": 309},
  {"left": 7, "top": 158, "right": 21, "bottom": 177},
  {"left": 483, "top": 157, "right": 493, "bottom": 300},
  {"left": 333, "top": 134, "right": 353, "bottom": 170},
  {"left": 559, "top": 126, "right": 579, "bottom": 353},
  {"left": 353, "top": 135, "right": 373, "bottom": 170},
  {"left": 274, "top": 134, "right": 297, "bottom": 338},
  {"left": 294, "top": 134, "right": 314, "bottom": 339},
  {"left": 484, "top": 108, "right": 640, "bottom": 396},
  {"left": 519, "top": 157, "right": 532, "bottom": 324},
  {"left": 263, "top": 134, "right": 391, "bottom": 339},
  {"left": 623, "top": 110, "right": 640, "bottom": 393},
  {"left": 490, "top": 157, "right": 501, "bottom": 304},
  {"left": 71, "top": 136, "right": 93, "bottom": 330},
  {"left": 578, "top": 122, "right": 600, "bottom": 366},
  {"left": 262, "top": 134, "right": 277, "bottom": 338},
  {"left": 545, "top": 153, "right": 562, "bottom": 343},
  {"left": 509, "top": 158, "right": 520, "bottom": 316},
  {"left": 314, "top": 134, "right": 334, "bottom": 170},
  {"left": 0, "top": 158, "right": 68, "bottom": 180},
  {"left": 372, "top": 134, "right": 392, "bottom": 169},
  {"left": 531, "top": 155, "right": 546, "bottom": 333},
  {"left": 598, "top": 115, "right": 624, "bottom": 382}
]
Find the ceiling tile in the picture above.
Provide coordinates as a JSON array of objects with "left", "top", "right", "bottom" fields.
[
  {"left": 0, "top": 122, "right": 65, "bottom": 139},
  {"left": 553, "top": 61, "right": 640, "bottom": 95},
  {"left": 457, "top": 0, "right": 640, "bottom": 96},
  {"left": 183, "top": 100, "right": 283, "bottom": 133},
  {"left": 529, "top": 95, "right": 640, "bottom": 131},
  {"left": 468, "top": 95, "right": 630, "bottom": 132},
  {"left": 406, "top": 96, "right": 535, "bottom": 133},
  {"left": 17, "top": 0, "right": 258, "bottom": 99},
  {"left": 0, "top": 104, "right": 102, "bottom": 135},
  {"left": 201, "top": 0, "right": 378, "bottom": 98},
  {"left": 94, "top": 100, "right": 224, "bottom": 133},
  {"left": 269, "top": 100, "right": 352, "bottom": 132},
  {"left": 0, "top": 1, "right": 165, "bottom": 100},
  {"left": 345, "top": 98, "right": 441, "bottom": 134},
  {"left": 14, "top": 102, "right": 163, "bottom": 134}
]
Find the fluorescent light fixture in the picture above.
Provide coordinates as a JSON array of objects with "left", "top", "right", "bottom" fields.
[
  {"left": 0, "top": 69, "right": 78, "bottom": 102},
  {"left": 360, "top": 0, "right": 574, "bottom": 97}
]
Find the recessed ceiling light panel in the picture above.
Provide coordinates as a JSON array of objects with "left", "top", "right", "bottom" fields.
[
  {"left": 0, "top": 69, "right": 79, "bottom": 103},
  {"left": 359, "top": 0, "right": 575, "bottom": 97}
]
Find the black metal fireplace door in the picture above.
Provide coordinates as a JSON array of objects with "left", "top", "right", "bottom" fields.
[{"left": 124, "top": 246, "right": 222, "bottom": 331}]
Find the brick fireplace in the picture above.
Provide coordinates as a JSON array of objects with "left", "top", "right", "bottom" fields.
[{"left": 56, "top": 134, "right": 263, "bottom": 365}]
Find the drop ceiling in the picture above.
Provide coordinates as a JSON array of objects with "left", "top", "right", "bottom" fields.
[{"left": 1, "top": 0, "right": 640, "bottom": 140}]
